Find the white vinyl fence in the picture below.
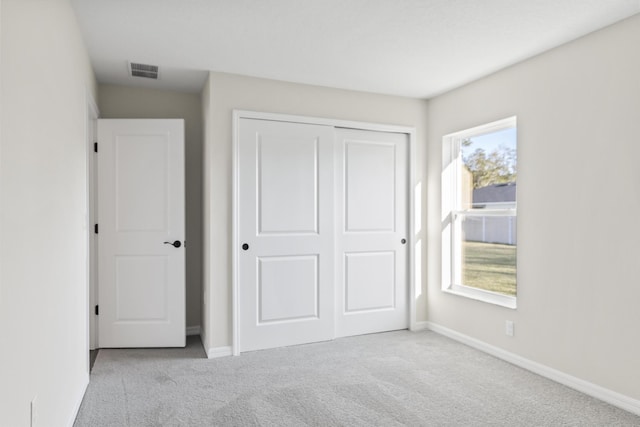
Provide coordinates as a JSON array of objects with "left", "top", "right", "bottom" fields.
[{"left": 463, "top": 215, "right": 516, "bottom": 245}]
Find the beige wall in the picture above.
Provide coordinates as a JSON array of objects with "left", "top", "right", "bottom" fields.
[
  {"left": 426, "top": 14, "right": 640, "bottom": 400},
  {"left": 202, "top": 72, "right": 429, "bottom": 351},
  {"left": 201, "top": 77, "right": 212, "bottom": 348},
  {"left": 0, "top": 0, "right": 97, "bottom": 425},
  {"left": 98, "top": 84, "right": 204, "bottom": 328}
]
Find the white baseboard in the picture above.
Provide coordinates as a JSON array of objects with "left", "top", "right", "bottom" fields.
[
  {"left": 425, "top": 321, "right": 640, "bottom": 416},
  {"left": 186, "top": 325, "right": 201, "bottom": 336},
  {"left": 410, "top": 321, "right": 430, "bottom": 331},
  {"left": 206, "top": 346, "right": 233, "bottom": 359},
  {"left": 67, "top": 376, "right": 89, "bottom": 427}
]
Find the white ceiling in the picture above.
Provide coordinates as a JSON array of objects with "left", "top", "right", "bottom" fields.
[{"left": 71, "top": 0, "right": 640, "bottom": 98}]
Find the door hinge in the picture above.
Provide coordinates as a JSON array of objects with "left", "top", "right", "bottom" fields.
[
  {"left": 94, "top": 305, "right": 99, "bottom": 315},
  {"left": 94, "top": 142, "right": 98, "bottom": 153},
  {"left": 94, "top": 224, "right": 98, "bottom": 234}
]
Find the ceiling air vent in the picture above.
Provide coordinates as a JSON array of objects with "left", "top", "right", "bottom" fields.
[{"left": 129, "top": 62, "right": 159, "bottom": 79}]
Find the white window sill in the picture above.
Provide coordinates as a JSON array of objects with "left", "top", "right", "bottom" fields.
[{"left": 443, "top": 284, "right": 517, "bottom": 309}]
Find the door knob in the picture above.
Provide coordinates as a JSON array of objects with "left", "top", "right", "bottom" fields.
[
  {"left": 242, "top": 243, "right": 249, "bottom": 251},
  {"left": 164, "top": 240, "right": 182, "bottom": 248},
  {"left": 401, "top": 239, "right": 406, "bottom": 244}
]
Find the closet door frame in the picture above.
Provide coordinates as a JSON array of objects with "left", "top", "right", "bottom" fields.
[{"left": 231, "top": 110, "right": 417, "bottom": 356}]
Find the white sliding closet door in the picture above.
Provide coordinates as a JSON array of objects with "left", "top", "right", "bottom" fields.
[
  {"left": 335, "top": 128, "right": 408, "bottom": 338},
  {"left": 237, "top": 117, "right": 409, "bottom": 353},
  {"left": 238, "top": 118, "right": 335, "bottom": 352}
]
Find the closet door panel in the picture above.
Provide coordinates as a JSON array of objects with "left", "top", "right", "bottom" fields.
[
  {"left": 238, "top": 118, "right": 335, "bottom": 352},
  {"left": 335, "top": 128, "right": 409, "bottom": 337}
]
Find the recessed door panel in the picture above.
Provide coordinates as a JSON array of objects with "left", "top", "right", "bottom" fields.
[
  {"left": 116, "top": 135, "right": 168, "bottom": 232},
  {"left": 115, "top": 256, "right": 168, "bottom": 321},
  {"left": 345, "top": 252, "right": 395, "bottom": 313},
  {"left": 345, "top": 141, "right": 395, "bottom": 232},
  {"left": 259, "top": 136, "right": 318, "bottom": 234},
  {"left": 259, "top": 255, "right": 318, "bottom": 323}
]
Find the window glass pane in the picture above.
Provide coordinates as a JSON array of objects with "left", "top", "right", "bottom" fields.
[
  {"left": 457, "top": 125, "right": 516, "bottom": 297},
  {"left": 460, "top": 127, "right": 517, "bottom": 209},
  {"left": 460, "top": 215, "right": 516, "bottom": 296}
]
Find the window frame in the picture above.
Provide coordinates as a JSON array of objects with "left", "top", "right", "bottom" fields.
[{"left": 442, "top": 116, "right": 517, "bottom": 309}]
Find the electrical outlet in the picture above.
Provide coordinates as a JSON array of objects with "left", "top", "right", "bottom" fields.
[
  {"left": 30, "top": 395, "right": 38, "bottom": 427},
  {"left": 505, "top": 320, "right": 514, "bottom": 337}
]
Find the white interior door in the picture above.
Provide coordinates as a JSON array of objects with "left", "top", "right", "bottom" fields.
[
  {"left": 97, "top": 119, "right": 185, "bottom": 348},
  {"left": 238, "top": 118, "right": 335, "bottom": 352},
  {"left": 335, "top": 128, "right": 408, "bottom": 337}
]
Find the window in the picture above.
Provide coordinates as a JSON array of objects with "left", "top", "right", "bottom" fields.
[{"left": 442, "top": 117, "right": 517, "bottom": 308}]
